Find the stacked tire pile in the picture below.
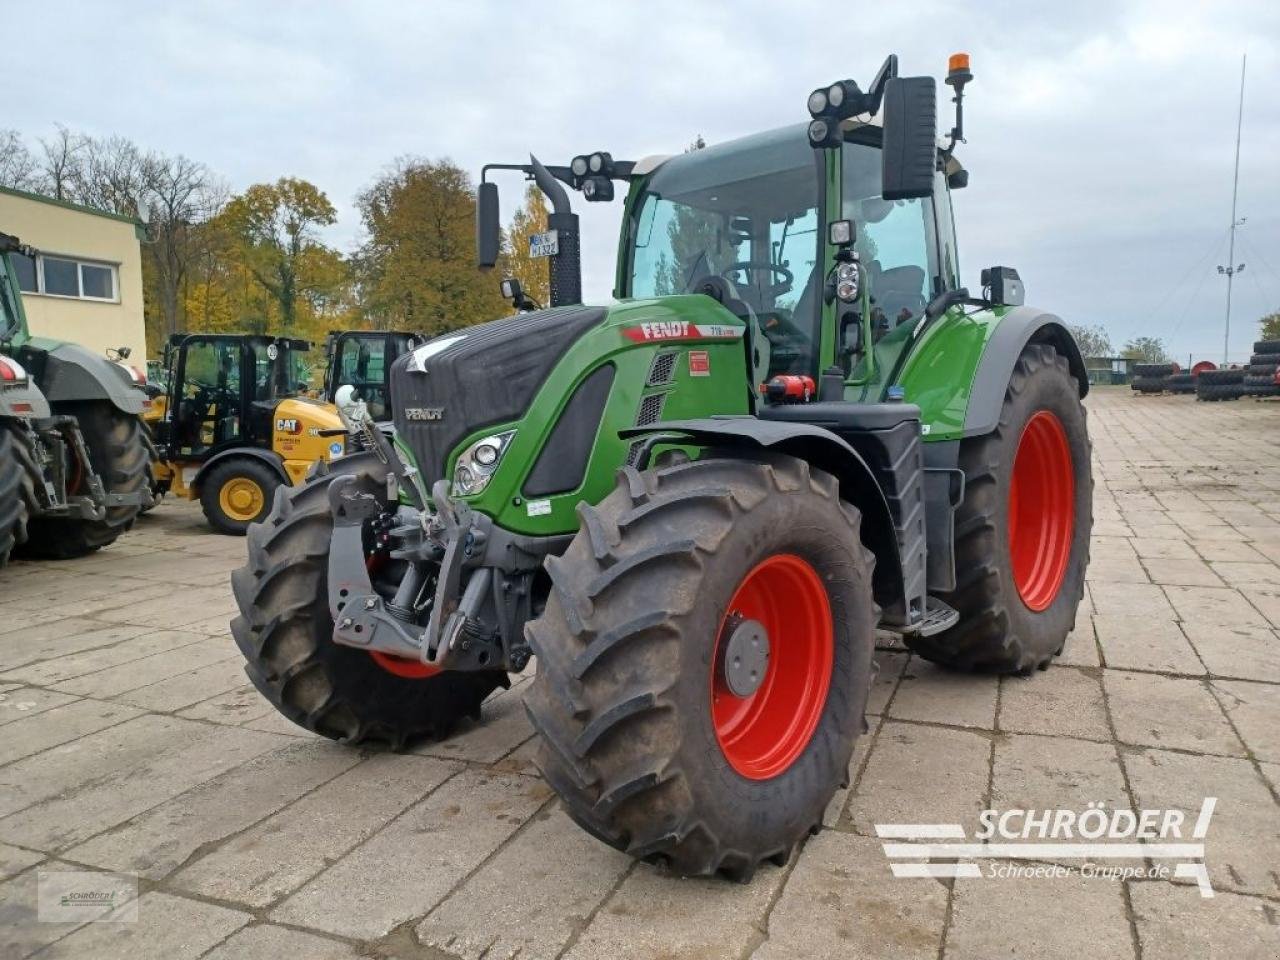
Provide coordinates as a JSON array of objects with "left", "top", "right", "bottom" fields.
[
  {"left": 1196, "top": 368, "right": 1246, "bottom": 402},
  {"left": 1131, "top": 363, "right": 1176, "bottom": 394},
  {"left": 1243, "top": 339, "right": 1280, "bottom": 399},
  {"left": 1165, "top": 371, "right": 1195, "bottom": 395}
]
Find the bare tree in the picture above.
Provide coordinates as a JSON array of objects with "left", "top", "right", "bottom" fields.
[
  {"left": 0, "top": 131, "right": 38, "bottom": 190},
  {"left": 37, "top": 125, "right": 88, "bottom": 200}
]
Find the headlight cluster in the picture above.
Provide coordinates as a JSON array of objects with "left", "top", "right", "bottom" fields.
[
  {"left": 451, "top": 430, "right": 515, "bottom": 497},
  {"left": 835, "top": 261, "right": 860, "bottom": 303}
]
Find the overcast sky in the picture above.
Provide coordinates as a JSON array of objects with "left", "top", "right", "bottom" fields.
[{"left": 9, "top": 1, "right": 1278, "bottom": 361}]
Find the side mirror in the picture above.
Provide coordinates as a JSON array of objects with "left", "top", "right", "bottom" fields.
[
  {"left": 881, "top": 76, "right": 937, "bottom": 201},
  {"left": 476, "top": 181, "right": 500, "bottom": 269}
]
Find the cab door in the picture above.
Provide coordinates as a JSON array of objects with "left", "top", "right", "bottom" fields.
[{"left": 168, "top": 335, "right": 249, "bottom": 458}]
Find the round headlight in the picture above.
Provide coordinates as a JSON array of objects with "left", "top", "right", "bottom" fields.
[
  {"left": 571, "top": 156, "right": 588, "bottom": 177},
  {"left": 808, "top": 119, "right": 829, "bottom": 143},
  {"left": 807, "top": 89, "right": 828, "bottom": 115},
  {"left": 473, "top": 442, "right": 499, "bottom": 467},
  {"left": 454, "top": 465, "right": 475, "bottom": 493},
  {"left": 837, "top": 263, "right": 858, "bottom": 282},
  {"left": 836, "top": 279, "right": 858, "bottom": 302},
  {"left": 827, "top": 83, "right": 844, "bottom": 109}
]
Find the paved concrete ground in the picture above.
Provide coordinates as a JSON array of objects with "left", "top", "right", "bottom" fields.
[{"left": 0, "top": 388, "right": 1278, "bottom": 959}]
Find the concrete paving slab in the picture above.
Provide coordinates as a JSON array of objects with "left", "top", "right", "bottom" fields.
[
  {"left": 0, "top": 628, "right": 210, "bottom": 687},
  {"left": 417, "top": 804, "right": 632, "bottom": 960},
  {"left": 0, "top": 620, "right": 152, "bottom": 674},
  {"left": 867, "top": 650, "right": 909, "bottom": 715},
  {"left": 174, "top": 683, "right": 274, "bottom": 725},
  {"left": 944, "top": 868, "right": 1135, "bottom": 959},
  {"left": 411, "top": 682, "right": 534, "bottom": 765},
  {"left": 35, "top": 890, "right": 249, "bottom": 960},
  {"left": 0, "top": 716, "right": 285, "bottom": 850},
  {"left": 887, "top": 661, "right": 998, "bottom": 730},
  {"left": 90, "top": 585, "right": 239, "bottom": 629},
  {"left": 753, "top": 830, "right": 947, "bottom": 960},
  {"left": 849, "top": 722, "right": 990, "bottom": 836},
  {"left": 202, "top": 924, "right": 363, "bottom": 960},
  {"left": 1000, "top": 668, "right": 1110, "bottom": 741},
  {"left": 1057, "top": 620, "right": 1101, "bottom": 668},
  {"left": 1104, "top": 671, "right": 1245, "bottom": 756},
  {"left": 1130, "top": 881, "right": 1280, "bottom": 960},
  {"left": 1093, "top": 616, "right": 1205, "bottom": 674},
  {"left": 0, "top": 686, "right": 81, "bottom": 726},
  {"left": 1123, "top": 748, "right": 1280, "bottom": 897},
  {"left": 1181, "top": 622, "right": 1280, "bottom": 682},
  {"left": 0, "top": 698, "right": 142, "bottom": 767},
  {"left": 270, "top": 768, "right": 550, "bottom": 940},
  {"left": 112, "top": 655, "right": 244, "bottom": 712},
  {"left": 562, "top": 860, "right": 786, "bottom": 960},
  {"left": 1164, "top": 584, "right": 1270, "bottom": 627},
  {"left": 64, "top": 739, "right": 360, "bottom": 879},
  {"left": 50, "top": 638, "right": 234, "bottom": 698},
  {"left": 171, "top": 753, "right": 457, "bottom": 909},
  {"left": 0, "top": 842, "right": 42, "bottom": 882},
  {"left": 1210, "top": 679, "right": 1280, "bottom": 763}
]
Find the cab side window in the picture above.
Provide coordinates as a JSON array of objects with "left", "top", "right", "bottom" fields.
[{"left": 177, "top": 339, "right": 242, "bottom": 454}]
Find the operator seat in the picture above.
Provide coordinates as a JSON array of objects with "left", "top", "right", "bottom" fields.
[{"left": 873, "top": 265, "right": 927, "bottom": 327}]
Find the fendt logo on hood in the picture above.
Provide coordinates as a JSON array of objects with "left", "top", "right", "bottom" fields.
[
  {"left": 622, "top": 322, "right": 745, "bottom": 343},
  {"left": 404, "top": 407, "right": 445, "bottom": 422}
]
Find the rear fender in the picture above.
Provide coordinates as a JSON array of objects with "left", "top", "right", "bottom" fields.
[
  {"left": 962, "top": 308, "right": 1088, "bottom": 437},
  {"left": 0, "top": 380, "right": 51, "bottom": 419},
  {"left": 19, "top": 342, "right": 146, "bottom": 415},
  {"left": 622, "top": 417, "right": 910, "bottom": 622}
]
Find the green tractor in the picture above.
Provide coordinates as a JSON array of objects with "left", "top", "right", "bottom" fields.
[
  {"left": 0, "top": 231, "right": 151, "bottom": 566},
  {"left": 231, "top": 54, "right": 1092, "bottom": 879}
]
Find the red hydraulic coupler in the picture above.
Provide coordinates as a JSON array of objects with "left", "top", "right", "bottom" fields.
[{"left": 760, "top": 375, "right": 815, "bottom": 403}]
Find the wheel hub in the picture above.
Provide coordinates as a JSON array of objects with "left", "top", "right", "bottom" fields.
[{"left": 718, "top": 616, "right": 770, "bottom": 698}]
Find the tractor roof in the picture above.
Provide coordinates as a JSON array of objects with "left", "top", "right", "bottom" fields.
[{"left": 634, "top": 120, "right": 964, "bottom": 182}]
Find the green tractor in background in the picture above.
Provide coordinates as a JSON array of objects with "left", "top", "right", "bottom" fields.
[
  {"left": 231, "top": 53, "right": 1092, "bottom": 879},
  {"left": 0, "top": 231, "right": 151, "bottom": 566}
]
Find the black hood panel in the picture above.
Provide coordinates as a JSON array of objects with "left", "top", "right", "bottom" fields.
[{"left": 390, "top": 305, "right": 607, "bottom": 486}]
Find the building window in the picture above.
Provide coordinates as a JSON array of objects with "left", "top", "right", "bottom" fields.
[
  {"left": 7, "top": 251, "right": 36, "bottom": 292},
  {"left": 5, "top": 252, "right": 118, "bottom": 302}
]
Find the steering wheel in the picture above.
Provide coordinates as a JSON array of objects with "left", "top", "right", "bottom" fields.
[{"left": 721, "top": 261, "right": 794, "bottom": 296}]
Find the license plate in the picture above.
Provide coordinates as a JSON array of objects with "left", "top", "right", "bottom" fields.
[{"left": 529, "top": 230, "right": 559, "bottom": 259}]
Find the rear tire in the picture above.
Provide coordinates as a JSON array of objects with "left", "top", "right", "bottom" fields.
[
  {"left": 908, "top": 343, "right": 1092, "bottom": 673},
  {"left": 525, "top": 457, "right": 876, "bottom": 879},
  {"left": 200, "top": 457, "right": 282, "bottom": 535},
  {"left": 230, "top": 454, "right": 506, "bottom": 747},
  {"left": 21, "top": 403, "right": 147, "bottom": 559},
  {"left": 0, "top": 423, "right": 35, "bottom": 567}
]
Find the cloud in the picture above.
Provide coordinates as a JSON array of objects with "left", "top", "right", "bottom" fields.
[{"left": 9, "top": 0, "right": 1278, "bottom": 359}]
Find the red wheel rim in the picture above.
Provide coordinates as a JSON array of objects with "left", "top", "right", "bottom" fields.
[
  {"left": 369, "top": 650, "right": 441, "bottom": 679},
  {"left": 1008, "top": 410, "right": 1075, "bottom": 612},
  {"left": 711, "top": 554, "right": 833, "bottom": 780}
]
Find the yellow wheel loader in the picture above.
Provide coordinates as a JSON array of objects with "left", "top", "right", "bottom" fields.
[{"left": 150, "top": 334, "right": 344, "bottom": 534}]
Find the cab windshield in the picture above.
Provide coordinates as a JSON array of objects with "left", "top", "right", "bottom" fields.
[{"left": 628, "top": 128, "right": 820, "bottom": 376}]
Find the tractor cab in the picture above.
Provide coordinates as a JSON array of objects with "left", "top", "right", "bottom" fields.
[
  {"left": 151, "top": 333, "right": 344, "bottom": 533},
  {"left": 322, "top": 330, "right": 421, "bottom": 421}
]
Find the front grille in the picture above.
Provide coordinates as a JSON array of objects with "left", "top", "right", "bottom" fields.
[
  {"left": 636, "top": 392, "right": 666, "bottom": 427},
  {"left": 647, "top": 351, "right": 678, "bottom": 386}
]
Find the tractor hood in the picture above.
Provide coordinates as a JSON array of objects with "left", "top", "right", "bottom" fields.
[{"left": 390, "top": 305, "right": 608, "bottom": 487}]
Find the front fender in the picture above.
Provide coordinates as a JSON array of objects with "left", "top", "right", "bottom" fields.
[
  {"left": 897, "top": 305, "right": 1088, "bottom": 441},
  {"left": 0, "top": 380, "right": 51, "bottom": 419},
  {"left": 21, "top": 342, "right": 146, "bottom": 415},
  {"left": 192, "top": 448, "right": 290, "bottom": 493},
  {"left": 622, "top": 416, "right": 913, "bottom": 624}
]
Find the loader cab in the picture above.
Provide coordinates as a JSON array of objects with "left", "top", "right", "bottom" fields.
[
  {"left": 323, "top": 330, "right": 420, "bottom": 422},
  {"left": 161, "top": 334, "right": 311, "bottom": 459}
]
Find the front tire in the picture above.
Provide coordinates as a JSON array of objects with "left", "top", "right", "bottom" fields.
[
  {"left": 200, "top": 458, "right": 282, "bottom": 535},
  {"left": 230, "top": 454, "right": 507, "bottom": 748},
  {"left": 908, "top": 342, "right": 1093, "bottom": 673},
  {"left": 525, "top": 456, "right": 876, "bottom": 879}
]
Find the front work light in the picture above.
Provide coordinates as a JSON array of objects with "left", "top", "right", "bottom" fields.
[
  {"left": 807, "top": 88, "right": 829, "bottom": 116},
  {"left": 808, "top": 119, "right": 841, "bottom": 148}
]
